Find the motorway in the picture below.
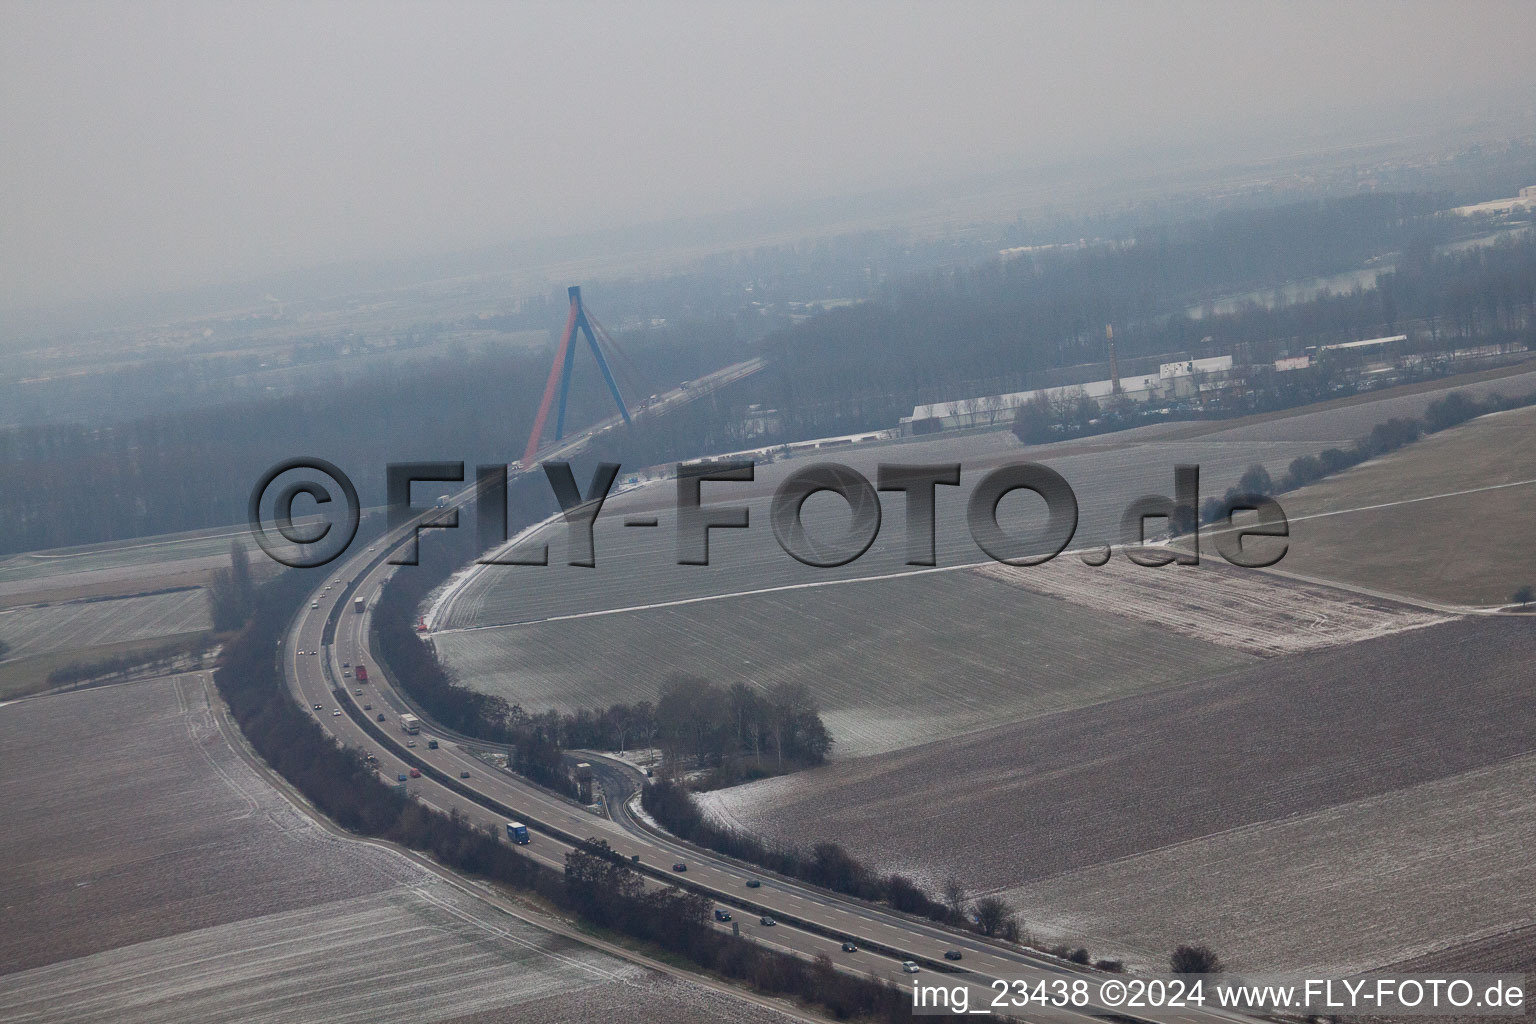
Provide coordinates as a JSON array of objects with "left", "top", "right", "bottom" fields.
[{"left": 278, "top": 368, "right": 1252, "bottom": 1024}]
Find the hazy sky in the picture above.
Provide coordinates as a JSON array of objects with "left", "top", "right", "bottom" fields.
[{"left": 3, "top": 1, "right": 1534, "bottom": 310}]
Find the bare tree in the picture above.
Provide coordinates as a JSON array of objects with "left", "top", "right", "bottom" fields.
[
  {"left": 972, "top": 896, "right": 1017, "bottom": 938},
  {"left": 942, "top": 876, "right": 968, "bottom": 920},
  {"left": 1170, "top": 944, "right": 1222, "bottom": 974}
]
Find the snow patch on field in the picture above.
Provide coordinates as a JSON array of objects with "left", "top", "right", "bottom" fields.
[{"left": 974, "top": 558, "right": 1451, "bottom": 656}]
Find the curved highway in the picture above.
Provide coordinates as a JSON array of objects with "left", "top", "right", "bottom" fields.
[{"left": 279, "top": 369, "right": 1253, "bottom": 1024}]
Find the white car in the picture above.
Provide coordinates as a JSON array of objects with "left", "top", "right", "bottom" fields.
[
  {"left": 901, "top": 961, "right": 919, "bottom": 974},
  {"left": 331, "top": 710, "right": 341, "bottom": 717}
]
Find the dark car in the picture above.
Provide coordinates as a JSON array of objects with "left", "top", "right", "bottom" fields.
[
  {"left": 396, "top": 773, "right": 407, "bottom": 782},
  {"left": 427, "top": 739, "right": 439, "bottom": 749},
  {"left": 713, "top": 909, "right": 732, "bottom": 922},
  {"left": 313, "top": 703, "right": 323, "bottom": 710},
  {"left": 944, "top": 950, "right": 963, "bottom": 961},
  {"left": 671, "top": 862, "right": 687, "bottom": 872},
  {"left": 377, "top": 713, "right": 386, "bottom": 721},
  {"left": 759, "top": 915, "right": 775, "bottom": 926},
  {"left": 745, "top": 878, "right": 761, "bottom": 888},
  {"left": 841, "top": 942, "right": 858, "bottom": 953},
  {"left": 459, "top": 770, "right": 470, "bottom": 779},
  {"left": 364, "top": 704, "right": 372, "bottom": 710}
]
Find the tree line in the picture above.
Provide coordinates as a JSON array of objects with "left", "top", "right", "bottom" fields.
[
  {"left": 372, "top": 516, "right": 833, "bottom": 794},
  {"left": 43, "top": 634, "right": 209, "bottom": 689},
  {"left": 644, "top": 778, "right": 1040, "bottom": 944},
  {"left": 0, "top": 312, "right": 736, "bottom": 556},
  {"left": 754, "top": 193, "right": 1477, "bottom": 437},
  {"left": 1202, "top": 386, "right": 1536, "bottom": 524}
]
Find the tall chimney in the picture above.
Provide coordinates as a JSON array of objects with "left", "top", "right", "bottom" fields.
[{"left": 1107, "top": 324, "right": 1122, "bottom": 395}]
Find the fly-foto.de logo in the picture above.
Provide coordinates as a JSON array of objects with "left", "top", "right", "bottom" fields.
[{"left": 249, "top": 458, "right": 1287, "bottom": 571}]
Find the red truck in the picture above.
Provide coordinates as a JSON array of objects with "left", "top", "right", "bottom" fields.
[{"left": 354, "top": 665, "right": 368, "bottom": 683}]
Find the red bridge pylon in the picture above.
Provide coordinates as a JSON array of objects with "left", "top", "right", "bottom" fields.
[{"left": 521, "top": 286, "right": 632, "bottom": 468}]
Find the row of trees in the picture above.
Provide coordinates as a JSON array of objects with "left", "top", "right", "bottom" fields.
[
  {"left": 44, "top": 634, "right": 209, "bottom": 690},
  {"left": 1202, "top": 386, "right": 1536, "bottom": 523},
  {"left": 655, "top": 674, "right": 832, "bottom": 776},
  {"left": 564, "top": 837, "right": 915, "bottom": 1021},
  {"left": 207, "top": 540, "right": 257, "bottom": 631},
  {"left": 371, "top": 521, "right": 833, "bottom": 795},
  {"left": 643, "top": 777, "right": 1036, "bottom": 942},
  {"left": 643, "top": 772, "right": 1206, "bottom": 975}
]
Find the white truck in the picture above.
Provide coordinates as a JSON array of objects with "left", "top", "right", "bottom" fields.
[{"left": 399, "top": 713, "right": 421, "bottom": 735}]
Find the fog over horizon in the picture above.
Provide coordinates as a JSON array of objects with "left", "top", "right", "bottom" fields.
[{"left": 3, "top": 0, "right": 1535, "bottom": 311}]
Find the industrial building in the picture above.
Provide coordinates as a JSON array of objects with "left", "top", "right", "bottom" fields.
[{"left": 900, "top": 355, "right": 1235, "bottom": 433}]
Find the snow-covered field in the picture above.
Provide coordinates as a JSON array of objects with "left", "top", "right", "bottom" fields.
[
  {"left": 698, "top": 617, "right": 1536, "bottom": 974},
  {"left": 435, "top": 568, "right": 1251, "bottom": 758},
  {"left": 999, "top": 750, "right": 1536, "bottom": 974},
  {"left": 0, "top": 674, "right": 802, "bottom": 1024}
]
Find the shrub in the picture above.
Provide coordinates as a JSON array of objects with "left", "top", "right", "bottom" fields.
[
  {"left": 1237, "top": 463, "right": 1276, "bottom": 496},
  {"left": 1284, "top": 454, "right": 1325, "bottom": 489},
  {"left": 1171, "top": 943, "right": 1222, "bottom": 974},
  {"left": 1424, "top": 391, "right": 1480, "bottom": 432},
  {"left": 1367, "top": 417, "right": 1421, "bottom": 455},
  {"left": 1318, "top": 446, "right": 1360, "bottom": 474}
]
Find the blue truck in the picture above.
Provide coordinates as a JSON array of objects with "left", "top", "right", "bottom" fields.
[{"left": 506, "top": 821, "right": 530, "bottom": 844}]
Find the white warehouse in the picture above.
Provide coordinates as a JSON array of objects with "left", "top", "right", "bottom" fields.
[{"left": 901, "top": 355, "right": 1235, "bottom": 433}]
